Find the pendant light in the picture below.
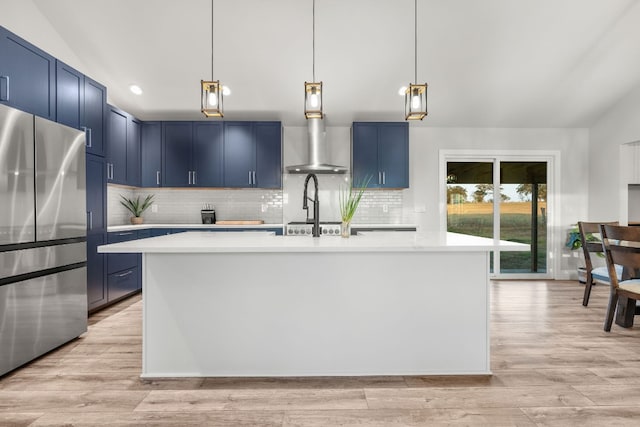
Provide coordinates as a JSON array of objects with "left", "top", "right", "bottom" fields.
[
  {"left": 201, "top": 0, "right": 223, "bottom": 117},
  {"left": 304, "top": 0, "right": 323, "bottom": 119},
  {"left": 405, "top": 0, "right": 427, "bottom": 120}
]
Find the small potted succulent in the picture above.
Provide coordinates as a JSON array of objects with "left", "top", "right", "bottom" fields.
[{"left": 120, "top": 194, "right": 154, "bottom": 225}]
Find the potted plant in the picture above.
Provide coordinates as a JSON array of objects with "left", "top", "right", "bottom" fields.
[
  {"left": 339, "top": 176, "right": 371, "bottom": 238},
  {"left": 120, "top": 194, "right": 154, "bottom": 225}
]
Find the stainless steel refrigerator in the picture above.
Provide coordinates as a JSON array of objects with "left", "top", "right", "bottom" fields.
[{"left": 0, "top": 103, "right": 87, "bottom": 376}]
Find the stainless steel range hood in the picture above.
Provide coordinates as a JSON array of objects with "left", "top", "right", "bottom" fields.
[{"left": 286, "top": 118, "right": 347, "bottom": 174}]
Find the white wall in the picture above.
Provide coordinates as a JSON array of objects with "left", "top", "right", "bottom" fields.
[{"left": 588, "top": 84, "right": 640, "bottom": 221}]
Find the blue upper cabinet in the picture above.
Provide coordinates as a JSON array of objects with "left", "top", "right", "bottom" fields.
[
  {"left": 193, "top": 122, "right": 224, "bottom": 187},
  {"left": 224, "top": 121, "right": 282, "bottom": 188},
  {"left": 107, "top": 106, "right": 127, "bottom": 184},
  {"left": 141, "top": 122, "right": 162, "bottom": 187},
  {"left": 127, "top": 118, "right": 141, "bottom": 187},
  {"left": 55, "top": 61, "right": 107, "bottom": 157},
  {"left": 0, "top": 26, "right": 56, "bottom": 120},
  {"left": 224, "top": 122, "right": 255, "bottom": 187},
  {"left": 83, "top": 77, "right": 107, "bottom": 157},
  {"left": 254, "top": 122, "right": 282, "bottom": 189},
  {"left": 162, "top": 122, "right": 193, "bottom": 187},
  {"left": 107, "top": 104, "right": 140, "bottom": 186},
  {"left": 56, "top": 61, "right": 83, "bottom": 129},
  {"left": 352, "top": 122, "right": 409, "bottom": 189}
]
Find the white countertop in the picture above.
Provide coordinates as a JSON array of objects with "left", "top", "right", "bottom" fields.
[
  {"left": 107, "top": 223, "right": 284, "bottom": 232},
  {"left": 98, "top": 231, "right": 529, "bottom": 254}
]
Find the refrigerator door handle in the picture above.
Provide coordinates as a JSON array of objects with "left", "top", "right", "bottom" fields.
[
  {"left": 0, "top": 75, "right": 9, "bottom": 101},
  {"left": 80, "top": 126, "right": 92, "bottom": 148}
]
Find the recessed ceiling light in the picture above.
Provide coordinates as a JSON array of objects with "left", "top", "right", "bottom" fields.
[
  {"left": 222, "top": 85, "right": 231, "bottom": 96},
  {"left": 398, "top": 86, "right": 407, "bottom": 96},
  {"left": 129, "top": 85, "right": 143, "bottom": 95}
]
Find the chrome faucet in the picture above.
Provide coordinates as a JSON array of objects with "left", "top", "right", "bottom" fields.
[{"left": 303, "top": 173, "right": 320, "bottom": 237}]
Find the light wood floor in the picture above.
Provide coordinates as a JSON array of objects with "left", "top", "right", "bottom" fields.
[{"left": 2, "top": 280, "right": 640, "bottom": 426}]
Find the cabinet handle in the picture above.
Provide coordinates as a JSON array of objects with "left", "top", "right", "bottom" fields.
[
  {"left": 106, "top": 163, "right": 111, "bottom": 180},
  {"left": 378, "top": 171, "right": 382, "bottom": 185},
  {"left": 252, "top": 171, "right": 256, "bottom": 186},
  {"left": 156, "top": 171, "right": 160, "bottom": 186},
  {"left": 0, "top": 75, "right": 9, "bottom": 101},
  {"left": 110, "top": 163, "right": 114, "bottom": 180},
  {"left": 382, "top": 171, "right": 386, "bottom": 185},
  {"left": 116, "top": 270, "right": 134, "bottom": 278},
  {"left": 88, "top": 211, "right": 93, "bottom": 231},
  {"left": 117, "top": 232, "right": 134, "bottom": 236},
  {"left": 193, "top": 171, "right": 197, "bottom": 185},
  {"left": 188, "top": 171, "right": 192, "bottom": 185},
  {"left": 248, "top": 171, "right": 252, "bottom": 185}
]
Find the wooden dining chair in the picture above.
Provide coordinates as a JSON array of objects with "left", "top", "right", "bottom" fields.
[
  {"left": 599, "top": 224, "right": 640, "bottom": 332},
  {"left": 578, "top": 221, "right": 620, "bottom": 306}
]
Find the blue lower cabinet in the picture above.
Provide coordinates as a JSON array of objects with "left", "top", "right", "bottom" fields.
[
  {"left": 137, "top": 229, "right": 152, "bottom": 239},
  {"left": 106, "top": 231, "right": 140, "bottom": 303},
  {"left": 87, "top": 233, "right": 106, "bottom": 311},
  {"left": 107, "top": 267, "right": 138, "bottom": 302}
]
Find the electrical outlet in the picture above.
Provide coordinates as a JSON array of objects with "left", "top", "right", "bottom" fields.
[
  {"left": 382, "top": 204, "right": 388, "bottom": 213},
  {"left": 151, "top": 203, "right": 158, "bottom": 213}
]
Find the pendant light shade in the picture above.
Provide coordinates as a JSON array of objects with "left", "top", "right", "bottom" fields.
[
  {"left": 201, "top": 80, "right": 223, "bottom": 117},
  {"left": 201, "top": 0, "right": 224, "bottom": 118},
  {"left": 405, "top": 0, "right": 427, "bottom": 121},
  {"left": 305, "top": 81, "right": 323, "bottom": 119},
  {"left": 405, "top": 83, "right": 427, "bottom": 120},
  {"left": 304, "top": 0, "right": 323, "bottom": 119}
]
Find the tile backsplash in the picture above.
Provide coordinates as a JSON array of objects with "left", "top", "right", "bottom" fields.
[{"left": 108, "top": 186, "right": 283, "bottom": 226}]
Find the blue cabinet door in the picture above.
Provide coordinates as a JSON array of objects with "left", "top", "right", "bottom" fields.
[
  {"left": 83, "top": 77, "right": 106, "bottom": 157},
  {"left": 127, "top": 119, "right": 141, "bottom": 187},
  {"left": 224, "top": 122, "right": 255, "bottom": 187},
  {"left": 352, "top": 122, "right": 380, "bottom": 188},
  {"left": 86, "top": 154, "right": 106, "bottom": 234},
  {"left": 0, "top": 26, "right": 56, "bottom": 120},
  {"left": 107, "top": 266, "right": 138, "bottom": 302},
  {"left": 377, "top": 123, "right": 409, "bottom": 188},
  {"left": 254, "top": 122, "right": 282, "bottom": 188},
  {"left": 107, "top": 106, "right": 127, "bottom": 184},
  {"left": 87, "top": 232, "right": 106, "bottom": 311},
  {"left": 55, "top": 60, "right": 83, "bottom": 129},
  {"left": 193, "top": 122, "right": 223, "bottom": 187},
  {"left": 352, "top": 122, "right": 409, "bottom": 189},
  {"left": 162, "top": 122, "right": 192, "bottom": 187},
  {"left": 141, "top": 122, "right": 162, "bottom": 187},
  {"left": 107, "top": 231, "right": 138, "bottom": 275}
]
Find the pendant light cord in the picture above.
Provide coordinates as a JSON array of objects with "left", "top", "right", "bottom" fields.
[
  {"left": 312, "top": 0, "right": 316, "bottom": 82},
  {"left": 211, "top": 0, "right": 214, "bottom": 80},
  {"left": 414, "top": 0, "right": 417, "bottom": 83}
]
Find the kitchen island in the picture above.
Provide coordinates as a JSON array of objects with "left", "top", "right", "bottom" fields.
[{"left": 98, "top": 231, "right": 527, "bottom": 378}]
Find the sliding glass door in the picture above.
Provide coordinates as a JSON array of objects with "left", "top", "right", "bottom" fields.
[{"left": 446, "top": 158, "right": 549, "bottom": 278}]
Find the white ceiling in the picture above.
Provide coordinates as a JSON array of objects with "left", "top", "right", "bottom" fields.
[{"left": 25, "top": 0, "right": 640, "bottom": 127}]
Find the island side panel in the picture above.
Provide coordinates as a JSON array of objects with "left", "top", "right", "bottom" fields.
[{"left": 142, "top": 250, "right": 490, "bottom": 377}]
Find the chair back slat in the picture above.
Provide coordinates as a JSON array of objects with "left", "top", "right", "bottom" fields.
[
  {"left": 578, "top": 221, "right": 618, "bottom": 271},
  {"left": 600, "top": 224, "right": 640, "bottom": 287}
]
